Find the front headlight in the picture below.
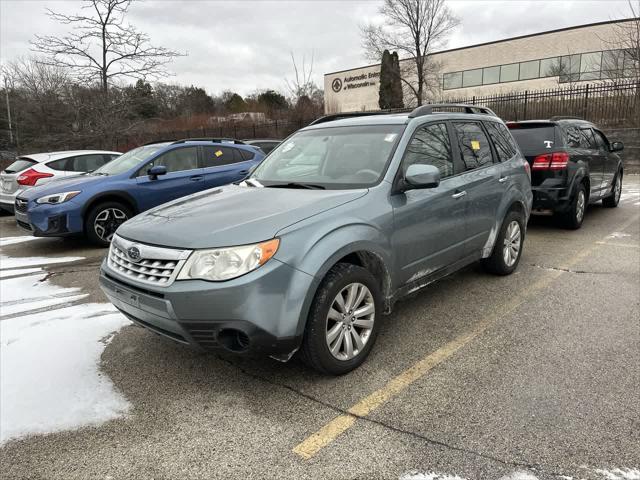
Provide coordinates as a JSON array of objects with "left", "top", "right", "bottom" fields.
[
  {"left": 177, "top": 238, "right": 279, "bottom": 281},
  {"left": 35, "top": 191, "right": 81, "bottom": 205}
]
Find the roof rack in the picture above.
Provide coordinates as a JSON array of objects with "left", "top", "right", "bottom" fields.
[
  {"left": 144, "top": 139, "right": 175, "bottom": 146},
  {"left": 549, "top": 116, "right": 584, "bottom": 121},
  {"left": 409, "top": 103, "right": 496, "bottom": 118},
  {"left": 309, "top": 110, "right": 409, "bottom": 126},
  {"left": 171, "top": 138, "right": 246, "bottom": 145}
]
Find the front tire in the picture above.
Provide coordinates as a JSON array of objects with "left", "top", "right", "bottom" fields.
[
  {"left": 300, "top": 263, "right": 382, "bottom": 375},
  {"left": 602, "top": 171, "right": 622, "bottom": 208},
  {"left": 85, "top": 201, "right": 132, "bottom": 247},
  {"left": 481, "top": 210, "right": 524, "bottom": 276}
]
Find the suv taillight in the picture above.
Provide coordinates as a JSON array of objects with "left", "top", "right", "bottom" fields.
[
  {"left": 16, "top": 168, "right": 54, "bottom": 186},
  {"left": 531, "top": 152, "right": 569, "bottom": 171}
]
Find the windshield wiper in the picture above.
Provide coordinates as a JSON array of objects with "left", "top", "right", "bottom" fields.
[
  {"left": 265, "top": 182, "right": 325, "bottom": 190},
  {"left": 90, "top": 172, "right": 109, "bottom": 176}
]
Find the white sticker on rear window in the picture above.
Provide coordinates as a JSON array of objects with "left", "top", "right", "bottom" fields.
[
  {"left": 544, "top": 140, "right": 554, "bottom": 148},
  {"left": 384, "top": 134, "right": 397, "bottom": 143}
]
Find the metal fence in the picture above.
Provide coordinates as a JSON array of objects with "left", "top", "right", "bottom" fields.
[{"left": 439, "top": 80, "right": 639, "bottom": 127}]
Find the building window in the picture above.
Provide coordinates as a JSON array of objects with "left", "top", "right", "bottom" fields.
[
  {"left": 462, "top": 68, "right": 483, "bottom": 87},
  {"left": 443, "top": 71, "right": 462, "bottom": 90},
  {"left": 441, "top": 48, "right": 634, "bottom": 90},
  {"left": 580, "top": 51, "right": 602, "bottom": 80},
  {"left": 482, "top": 66, "right": 500, "bottom": 85},
  {"left": 540, "top": 57, "right": 560, "bottom": 77},
  {"left": 500, "top": 63, "right": 519, "bottom": 82},
  {"left": 519, "top": 60, "right": 540, "bottom": 80}
]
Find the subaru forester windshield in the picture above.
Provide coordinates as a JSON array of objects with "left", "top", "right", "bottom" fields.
[
  {"left": 92, "top": 144, "right": 167, "bottom": 176},
  {"left": 250, "top": 125, "right": 404, "bottom": 189}
]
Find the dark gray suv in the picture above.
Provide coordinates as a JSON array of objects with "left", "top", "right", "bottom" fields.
[{"left": 99, "top": 104, "right": 533, "bottom": 375}]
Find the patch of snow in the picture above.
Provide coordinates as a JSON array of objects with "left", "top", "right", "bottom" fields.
[
  {"left": 0, "top": 253, "right": 84, "bottom": 269},
  {"left": 1, "top": 272, "right": 79, "bottom": 303},
  {"left": 0, "top": 303, "right": 131, "bottom": 445},
  {"left": 0, "top": 235, "right": 44, "bottom": 247},
  {"left": 606, "top": 232, "right": 632, "bottom": 239},
  {"left": 401, "top": 472, "right": 468, "bottom": 480},
  {"left": 594, "top": 469, "right": 640, "bottom": 480},
  {"left": 498, "top": 472, "right": 539, "bottom": 480},
  {"left": 0, "top": 267, "right": 42, "bottom": 278}
]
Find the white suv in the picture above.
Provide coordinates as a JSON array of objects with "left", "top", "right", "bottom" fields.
[{"left": 0, "top": 150, "right": 120, "bottom": 213}]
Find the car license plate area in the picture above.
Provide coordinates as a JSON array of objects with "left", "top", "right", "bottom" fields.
[{"left": 112, "top": 284, "right": 140, "bottom": 308}]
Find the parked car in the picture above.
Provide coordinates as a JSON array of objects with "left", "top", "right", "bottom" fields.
[
  {"left": 0, "top": 150, "right": 121, "bottom": 213},
  {"left": 15, "top": 139, "right": 264, "bottom": 246},
  {"left": 507, "top": 117, "right": 624, "bottom": 229},
  {"left": 243, "top": 139, "right": 281, "bottom": 155},
  {"left": 99, "top": 104, "right": 532, "bottom": 375}
]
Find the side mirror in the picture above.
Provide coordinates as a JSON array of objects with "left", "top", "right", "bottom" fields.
[
  {"left": 148, "top": 165, "right": 167, "bottom": 180},
  {"left": 610, "top": 141, "right": 624, "bottom": 152},
  {"left": 404, "top": 164, "right": 440, "bottom": 190}
]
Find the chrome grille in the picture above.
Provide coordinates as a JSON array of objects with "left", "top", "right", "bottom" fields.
[
  {"left": 15, "top": 198, "right": 28, "bottom": 213},
  {"left": 107, "top": 235, "right": 191, "bottom": 287}
]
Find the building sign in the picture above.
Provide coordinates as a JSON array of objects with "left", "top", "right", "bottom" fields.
[{"left": 331, "top": 71, "right": 380, "bottom": 93}]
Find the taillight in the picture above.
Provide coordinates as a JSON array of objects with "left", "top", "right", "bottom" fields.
[
  {"left": 16, "top": 168, "right": 53, "bottom": 186},
  {"left": 531, "top": 152, "right": 569, "bottom": 171}
]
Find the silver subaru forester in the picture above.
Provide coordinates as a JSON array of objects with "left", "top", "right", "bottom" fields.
[{"left": 100, "top": 104, "right": 532, "bottom": 375}]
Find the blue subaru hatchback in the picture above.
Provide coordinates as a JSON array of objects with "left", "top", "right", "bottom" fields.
[{"left": 15, "top": 139, "right": 264, "bottom": 246}]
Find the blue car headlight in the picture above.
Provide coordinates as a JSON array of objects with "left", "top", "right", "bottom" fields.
[{"left": 35, "top": 191, "right": 82, "bottom": 205}]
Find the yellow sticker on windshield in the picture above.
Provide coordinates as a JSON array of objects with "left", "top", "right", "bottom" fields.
[
  {"left": 215, "top": 150, "right": 223, "bottom": 157},
  {"left": 471, "top": 140, "right": 481, "bottom": 150}
]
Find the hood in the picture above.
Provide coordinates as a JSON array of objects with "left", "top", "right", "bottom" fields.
[
  {"left": 117, "top": 184, "right": 367, "bottom": 248},
  {"left": 20, "top": 174, "right": 106, "bottom": 200}
]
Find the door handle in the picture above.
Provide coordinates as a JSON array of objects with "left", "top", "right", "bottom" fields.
[
  {"left": 498, "top": 176, "right": 509, "bottom": 183},
  {"left": 238, "top": 170, "right": 249, "bottom": 175},
  {"left": 190, "top": 175, "right": 203, "bottom": 181},
  {"left": 451, "top": 190, "right": 467, "bottom": 199}
]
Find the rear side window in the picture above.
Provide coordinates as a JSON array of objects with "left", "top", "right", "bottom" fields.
[
  {"left": 453, "top": 122, "right": 493, "bottom": 170},
  {"left": 238, "top": 149, "right": 255, "bottom": 161},
  {"left": 47, "top": 158, "right": 70, "bottom": 171},
  {"left": 70, "top": 154, "right": 111, "bottom": 172},
  {"left": 403, "top": 122, "right": 454, "bottom": 178},
  {"left": 564, "top": 125, "right": 590, "bottom": 149},
  {"left": 579, "top": 128, "right": 597, "bottom": 149},
  {"left": 202, "top": 146, "right": 244, "bottom": 166},
  {"left": 4, "top": 158, "right": 37, "bottom": 173},
  {"left": 485, "top": 122, "right": 517, "bottom": 161},
  {"left": 509, "top": 125, "right": 557, "bottom": 155}
]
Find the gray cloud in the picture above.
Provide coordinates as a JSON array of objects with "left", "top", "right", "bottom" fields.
[{"left": 0, "top": 0, "right": 631, "bottom": 96}]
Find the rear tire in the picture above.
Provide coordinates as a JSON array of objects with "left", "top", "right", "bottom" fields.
[
  {"left": 560, "top": 183, "right": 586, "bottom": 230},
  {"left": 299, "top": 263, "right": 382, "bottom": 375},
  {"left": 481, "top": 210, "right": 524, "bottom": 276},
  {"left": 602, "top": 171, "right": 622, "bottom": 208},
  {"left": 85, "top": 201, "right": 132, "bottom": 247}
]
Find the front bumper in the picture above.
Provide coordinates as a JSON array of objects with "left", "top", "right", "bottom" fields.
[
  {"left": 99, "top": 256, "right": 317, "bottom": 356},
  {"left": 14, "top": 198, "right": 84, "bottom": 237}
]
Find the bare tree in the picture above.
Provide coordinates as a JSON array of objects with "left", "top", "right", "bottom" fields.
[
  {"left": 599, "top": 3, "right": 640, "bottom": 81},
  {"left": 31, "top": 0, "right": 184, "bottom": 94},
  {"left": 361, "top": 0, "right": 458, "bottom": 106}
]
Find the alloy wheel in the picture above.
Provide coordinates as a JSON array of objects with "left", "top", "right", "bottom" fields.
[
  {"left": 325, "top": 282, "right": 375, "bottom": 361},
  {"left": 614, "top": 176, "right": 622, "bottom": 203},
  {"left": 576, "top": 190, "right": 586, "bottom": 222},
  {"left": 502, "top": 220, "right": 521, "bottom": 267},
  {"left": 94, "top": 208, "right": 128, "bottom": 242}
]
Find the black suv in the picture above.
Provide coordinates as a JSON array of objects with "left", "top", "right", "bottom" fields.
[{"left": 508, "top": 117, "right": 624, "bottom": 229}]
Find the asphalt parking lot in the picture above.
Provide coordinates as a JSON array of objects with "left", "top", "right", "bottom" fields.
[{"left": 0, "top": 178, "right": 638, "bottom": 480}]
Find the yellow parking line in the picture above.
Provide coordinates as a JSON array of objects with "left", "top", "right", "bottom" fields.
[{"left": 293, "top": 214, "right": 640, "bottom": 460}]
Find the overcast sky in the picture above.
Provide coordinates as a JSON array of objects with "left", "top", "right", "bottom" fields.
[{"left": 0, "top": 0, "right": 632, "bottom": 96}]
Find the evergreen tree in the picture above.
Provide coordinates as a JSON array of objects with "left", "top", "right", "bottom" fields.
[
  {"left": 390, "top": 51, "right": 404, "bottom": 109},
  {"left": 378, "top": 50, "right": 393, "bottom": 110}
]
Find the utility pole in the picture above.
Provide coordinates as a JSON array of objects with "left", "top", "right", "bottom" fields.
[{"left": 3, "top": 73, "right": 13, "bottom": 145}]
